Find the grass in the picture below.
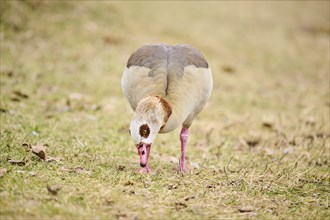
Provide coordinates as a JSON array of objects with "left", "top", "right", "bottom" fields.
[{"left": 0, "top": 1, "right": 329, "bottom": 219}]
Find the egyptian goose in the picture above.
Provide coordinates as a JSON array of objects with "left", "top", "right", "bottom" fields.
[{"left": 122, "top": 43, "right": 213, "bottom": 173}]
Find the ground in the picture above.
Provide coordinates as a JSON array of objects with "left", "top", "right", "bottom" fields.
[{"left": 0, "top": 1, "right": 329, "bottom": 219}]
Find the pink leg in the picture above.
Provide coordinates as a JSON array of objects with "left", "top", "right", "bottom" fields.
[{"left": 178, "top": 127, "right": 188, "bottom": 173}]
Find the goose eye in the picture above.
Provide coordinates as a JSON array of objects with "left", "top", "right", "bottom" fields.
[{"left": 139, "top": 124, "right": 150, "bottom": 138}]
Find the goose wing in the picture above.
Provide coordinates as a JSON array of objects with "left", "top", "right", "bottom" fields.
[{"left": 122, "top": 44, "right": 168, "bottom": 110}]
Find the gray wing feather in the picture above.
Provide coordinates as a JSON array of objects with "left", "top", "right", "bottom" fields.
[
  {"left": 167, "top": 44, "right": 208, "bottom": 77},
  {"left": 127, "top": 44, "right": 208, "bottom": 77}
]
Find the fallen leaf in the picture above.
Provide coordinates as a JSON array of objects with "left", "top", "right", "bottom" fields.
[
  {"left": 124, "top": 181, "right": 134, "bottom": 186},
  {"left": 59, "top": 167, "right": 71, "bottom": 173},
  {"left": 315, "top": 159, "right": 323, "bottom": 166},
  {"left": 22, "top": 143, "right": 32, "bottom": 152},
  {"left": 32, "top": 131, "right": 39, "bottom": 136},
  {"left": 103, "top": 35, "right": 122, "bottom": 44},
  {"left": 47, "top": 185, "right": 60, "bottom": 195},
  {"left": 1, "top": 69, "right": 14, "bottom": 77},
  {"left": 10, "top": 97, "right": 20, "bottom": 102},
  {"left": 184, "top": 196, "right": 195, "bottom": 201},
  {"left": 22, "top": 143, "right": 31, "bottom": 149},
  {"left": 74, "top": 167, "right": 92, "bottom": 175},
  {"left": 283, "top": 148, "right": 293, "bottom": 155},
  {"left": 289, "top": 139, "right": 296, "bottom": 146},
  {"left": 115, "top": 212, "right": 128, "bottom": 220},
  {"left": 168, "top": 184, "right": 178, "bottom": 190},
  {"left": 222, "top": 65, "right": 236, "bottom": 74},
  {"left": 262, "top": 118, "right": 274, "bottom": 128},
  {"left": 301, "top": 25, "right": 330, "bottom": 36},
  {"left": 118, "top": 165, "right": 126, "bottom": 171},
  {"left": 90, "top": 104, "right": 101, "bottom": 111},
  {"left": 169, "top": 156, "right": 179, "bottom": 164},
  {"left": 8, "top": 159, "right": 26, "bottom": 166},
  {"left": 0, "top": 168, "right": 7, "bottom": 177},
  {"left": 46, "top": 156, "right": 62, "bottom": 163},
  {"left": 191, "top": 161, "right": 200, "bottom": 169},
  {"left": 263, "top": 147, "right": 274, "bottom": 156},
  {"left": 305, "top": 116, "right": 316, "bottom": 125},
  {"left": 238, "top": 206, "right": 255, "bottom": 212},
  {"left": 13, "top": 90, "right": 29, "bottom": 99},
  {"left": 175, "top": 202, "right": 187, "bottom": 211},
  {"left": 104, "top": 198, "right": 114, "bottom": 206},
  {"left": 243, "top": 133, "right": 261, "bottom": 147},
  {"left": 28, "top": 171, "right": 37, "bottom": 176},
  {"left": 31, "top": 144, "right": 46, "bottom": 160}
]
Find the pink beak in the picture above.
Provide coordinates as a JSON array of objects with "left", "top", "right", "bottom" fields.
[{"left": 137, "top": 143, "right": 151, "bottom": 167}]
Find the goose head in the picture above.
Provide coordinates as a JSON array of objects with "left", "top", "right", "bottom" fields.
[{"left": 129, "top": 96, "right": 172, "bottom": 170}]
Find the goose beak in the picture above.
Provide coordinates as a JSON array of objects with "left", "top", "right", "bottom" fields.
[{"left": 137, "top": 143, "right": 151, "bottom": 167}]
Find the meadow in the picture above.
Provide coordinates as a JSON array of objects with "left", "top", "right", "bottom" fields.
[{"left": 0, "top": 1, "right": 329, "bottom": 219}]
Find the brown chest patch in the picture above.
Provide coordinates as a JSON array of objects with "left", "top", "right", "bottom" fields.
[
  {"left": 139, "top": 124, "right": 150, "bottom": 138},
  {"left": 155, "top": 96, "right": 172, "bottom": 123}
]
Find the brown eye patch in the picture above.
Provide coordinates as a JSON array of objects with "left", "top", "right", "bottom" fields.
[{"left": 139, "top": 124, "right": 150, "bottom": 138}]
